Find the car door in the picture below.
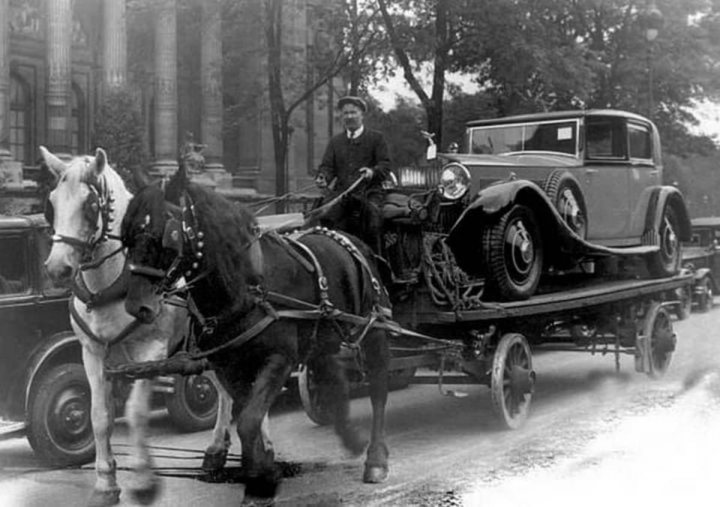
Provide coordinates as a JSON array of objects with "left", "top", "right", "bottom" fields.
[
  {"left": 579, "top": 116, "right": 632, "bottom": 243},
  {"left": 627, "top": 120, "right": 660, "bottom": 238}
]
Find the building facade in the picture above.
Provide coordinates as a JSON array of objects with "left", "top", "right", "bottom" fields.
[{"left": 0, "top": 0, "right": 339, "bottom": 200}]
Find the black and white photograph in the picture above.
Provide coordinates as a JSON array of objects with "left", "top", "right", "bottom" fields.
[{"left": 2, "top": 0, "right": 720, "bottom": 505}]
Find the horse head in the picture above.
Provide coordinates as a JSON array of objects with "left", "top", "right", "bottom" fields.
[
  {"left": 123, "top": 161, "right": 263, "bottom": 324},
  {"left": 42, "top": 146, "right": 128, "bottom": 285}
]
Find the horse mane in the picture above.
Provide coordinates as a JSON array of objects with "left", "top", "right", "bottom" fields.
[{"left": 184, "top": 182, "right": 260, "bottom": 301}]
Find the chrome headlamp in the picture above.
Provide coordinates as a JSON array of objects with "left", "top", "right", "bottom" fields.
[{"left": 439, "top": 163, "right": 471, "bottom": 200}]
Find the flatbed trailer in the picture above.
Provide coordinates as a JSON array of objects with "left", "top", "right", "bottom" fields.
[{"left": 299, "top": 272, "right": 693, "bottom": 429}]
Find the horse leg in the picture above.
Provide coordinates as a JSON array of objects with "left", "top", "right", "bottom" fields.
[
  {"left": 125, "top": 377, "right": 161, "bottom": 505},
  {"left": 202, "top": 370, "right": 233, "bottom": 472},
  {"left": 81, "top": 346, "right": 121, "bottom": 507},
  {"left": 311, "top": 353, "right": 367, "bottom": 455},
  {"left": 236, "top": 353, "right": 292, "bottom": 501},
  {"left": 362, "top": 330, "right": 390, "bottom": 483}
]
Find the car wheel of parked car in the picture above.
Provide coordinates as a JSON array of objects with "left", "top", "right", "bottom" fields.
[
  {"left": 543, "top": 170, "right": 588, "bottom": 239},
  {"left": 483, "top": 204, "right": 544, "bottom": 300},
  {"left": 26, "top": 363, "right": 96, "bottom": 467},
  {"left": 646, "top": 205, "right": 682, "bottom": 277},
  {"left": 165, "top": 373, "right": 219, "bottom": 433}
]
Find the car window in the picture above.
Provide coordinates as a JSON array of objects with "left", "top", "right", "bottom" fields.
[
  {"left": 469, "top": 120, "right": 578, "bottom": 155},
  {"left": 0, "top": 235, "right": 29, "bottom": 296},
  {"left": 586, "top": 118, "right": 626, "bottom": 159},
  {"left": 628, "top": 122, "right": 652, "bottom": 160}
]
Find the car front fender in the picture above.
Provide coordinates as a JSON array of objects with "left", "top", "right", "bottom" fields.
[
  {"left": 23, "top": 332, "right": 81, "bottom": 414},
  {"left": 446, "top": 180, "right": 579, "bottom": 274}
]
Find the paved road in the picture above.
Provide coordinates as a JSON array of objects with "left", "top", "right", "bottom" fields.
[{"left": 2, "top": 303, "right": 720, "bottom": 506}]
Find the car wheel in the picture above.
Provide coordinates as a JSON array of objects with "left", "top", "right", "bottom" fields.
[
  {"left": 483, "top": 204, "right": 543, "bottom": 300},
  {"left": 543, "top": 170, "right": 588, "bottom": 239},
  {"left": 646, "top": 205, "right": 682, "bottom": 277},
  {"left": 26, "top": 363, "right": 95, "bottom": 467},
  {"left": 165, "top": 373, "right": 219, "bottom": 433}
]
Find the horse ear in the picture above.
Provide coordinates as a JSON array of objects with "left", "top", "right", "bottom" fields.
[
  {"left": 94, "top": 147, "right": 108, "bottom": 174},
  {"left": 38, "top": 146, "right": 66, "bottom": 184}
]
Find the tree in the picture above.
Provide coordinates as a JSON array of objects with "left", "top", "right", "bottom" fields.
[{"left": 261, "top": 0, "right": 382, "bottom": 206}]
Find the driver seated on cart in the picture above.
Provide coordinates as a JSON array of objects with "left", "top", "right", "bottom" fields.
[{"left": 314, "top": 95, "right": 392, "bottom": 255}]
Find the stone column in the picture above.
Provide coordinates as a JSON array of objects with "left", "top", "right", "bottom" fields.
[
  {"left": 46, "top": 0, "right": 73, "bottom": 158},
  {"left": 152, "top": 0, "right": 178, "bottom": 177},
  {"left": 199, "top": 0, "right": 229, "bottom": 187},
  {"left": 0, "top": 0, "right": 12, "bottom": 161},
  {"left": 102, "top": 0, "right": 127, "bottom": 90}
]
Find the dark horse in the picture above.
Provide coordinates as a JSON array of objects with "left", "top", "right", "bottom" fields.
[{"left": 121, "top": 164, "right": 391, "bottom": 501}]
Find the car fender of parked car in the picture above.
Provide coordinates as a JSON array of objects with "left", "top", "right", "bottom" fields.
[{"left": 22, "top": 330, "right": 81, "bottom": 414}]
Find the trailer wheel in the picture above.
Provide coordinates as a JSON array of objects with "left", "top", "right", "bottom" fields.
[
  {"left": 646, "top": 205, "right": 682, "bottom": 277},
  {"left": 642, "top": 302, "right": 675, "bottom": 378},
  {"left": 697, "top": 277, "right": 714, "bottom": 312},
  {"left": 490, "top": 333, "right": 535, "bottom": 429},
  {"left": 298, "top": 365, "right": 335, "bottom": 426},
  {"left": 26, "top": 363, "right": 95, "bottom": 466},
  {"left": 483, "top": 205, "right": 543, "bottom": 301}
]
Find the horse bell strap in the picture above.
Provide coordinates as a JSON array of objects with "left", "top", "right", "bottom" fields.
[
  {"left": 71, "top": 262, "right": 130, "bottom": 311},
  {"left": 69, "top": 298, "right": 143, "bottom": 348}
]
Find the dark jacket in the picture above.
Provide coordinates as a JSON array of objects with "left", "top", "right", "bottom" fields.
[{"left": 317, "top": 128, "right": 391, "bottom": 192}]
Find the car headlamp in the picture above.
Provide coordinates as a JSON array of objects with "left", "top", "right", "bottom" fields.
[{"left": 439, "top": 163, "right": 471, "bottom": 200}]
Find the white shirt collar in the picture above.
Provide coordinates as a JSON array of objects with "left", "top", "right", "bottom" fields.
[{"left": 347, "top": 125, "right": 364, "bottom": 139}]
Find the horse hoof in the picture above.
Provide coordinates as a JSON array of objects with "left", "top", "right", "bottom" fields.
[
  {"left": 363, "top": 465, "right": 389, "bottom": 484},
  {"left": 244, "top": 474, "right": 280, "bottom": 501},
  {"left": 130, "top": 477, "right": 162, "bottom": 505},
  {"left": 202, "top": 450, "right": 228, "bottom": 472},
  {"left": 87, "top": 488, "right": 121, "bottom": 507}
]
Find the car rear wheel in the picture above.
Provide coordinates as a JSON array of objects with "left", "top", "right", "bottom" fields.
[
  {"left": 483, "top": 204, "right": 543, "bottom": 301},
  {"left": 26, "top": 363, "right": 95, "bottom": 466},
  {"left": 646, "top": 205, "right": 682, "bottom": 277}
]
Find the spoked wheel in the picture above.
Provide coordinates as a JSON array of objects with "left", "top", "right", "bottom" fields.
[
  {"left": 298, "top": 365, "right": 335, "bottom": 426},
  {"left": 543, "top": 170, "right": 588, "bottom": 239},
  {"left": 697, "top": 277, "right": 714, "bottom": 312},
  {"left": 646, "top": 205, "right": 682, "bottom": 277},
  {"left": 641, "top": 302, "right": 676, "bottom": 378},
  {"left": 483, "top": 205, "right": 543, "bottom": 301},
  {"left": 490, "top": 333, "right": 535, "bottom": 429}
]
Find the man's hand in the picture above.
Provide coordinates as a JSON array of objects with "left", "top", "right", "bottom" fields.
[{"left": 359, "top": 167, "right": 374, "bottom": 180}]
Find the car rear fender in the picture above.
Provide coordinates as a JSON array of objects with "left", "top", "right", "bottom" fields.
[
  {"left": 642, "top": 186, "right": 692, "bottom": 243},
  {"left": 23, "top": 332, "right": 82, "bottom": 414},
  {"left": 446, "top": 180, "right": 572, "bottom": 273}
]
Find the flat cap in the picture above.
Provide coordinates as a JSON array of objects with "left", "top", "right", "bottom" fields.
[{"left": 337, "top": 95, "right": 367, "bottom": 112}]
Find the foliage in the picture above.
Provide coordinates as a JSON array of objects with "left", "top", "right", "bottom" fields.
[
  {"left": 92, "top": 89, "right": 148, "bottom": 192},
  {"left": 365, "top": 98, "right": 427, "bottom": 167}
]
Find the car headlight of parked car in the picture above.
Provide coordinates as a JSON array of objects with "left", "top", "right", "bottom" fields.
[{"left": 439, "top": 163, "right": 471, "bottom": 200}]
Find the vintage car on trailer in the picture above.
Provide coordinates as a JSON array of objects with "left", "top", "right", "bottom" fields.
[
  {"left": 0, "top": 214, "right": 220, "bottom": 466},
  {"left": 681, "top": 216, "right": 720, "bottom": 312},
  {"left": 390, "top": 109, "right": 691, "bottom": 302}
]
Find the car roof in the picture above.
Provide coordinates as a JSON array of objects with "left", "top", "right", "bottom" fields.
[
  {"left": 691, "top": 216, "right": 720, "bottom": 228},
  {"left": 0, "top": 213, "right": 48, "bottom": 230},
  {"left": 466, "top": 109, "right": 651, "bottom": 128}
]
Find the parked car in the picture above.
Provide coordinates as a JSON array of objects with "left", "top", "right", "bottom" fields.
[
  {"left": 395, "top": 109, "right": 691, "bottom": 301},
  {"left": 0, "top": 214, "right": 219, "bottom": 466},
  {"left": 681, "top": 216, "right": 720, "bottom": 312}
]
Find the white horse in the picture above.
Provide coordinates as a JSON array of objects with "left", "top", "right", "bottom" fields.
[{"left": 41, "top": 147, "right": 235, "bottom": 506}]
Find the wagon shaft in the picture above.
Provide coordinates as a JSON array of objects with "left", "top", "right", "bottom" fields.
[{"left": 105, "top": 354, "right": 210, "bottom": 380}]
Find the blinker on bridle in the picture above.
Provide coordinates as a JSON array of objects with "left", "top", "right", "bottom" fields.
[{"left": 46, "top": 178, "right": 119, "bottom": 267}]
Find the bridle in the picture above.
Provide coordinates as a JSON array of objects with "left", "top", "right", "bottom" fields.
[
  {"left": 45, "top": 176, "right": 123, "bottom": 269},
  {"left": 127, "top": 190, "right": 262, "bottom": 296}
]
